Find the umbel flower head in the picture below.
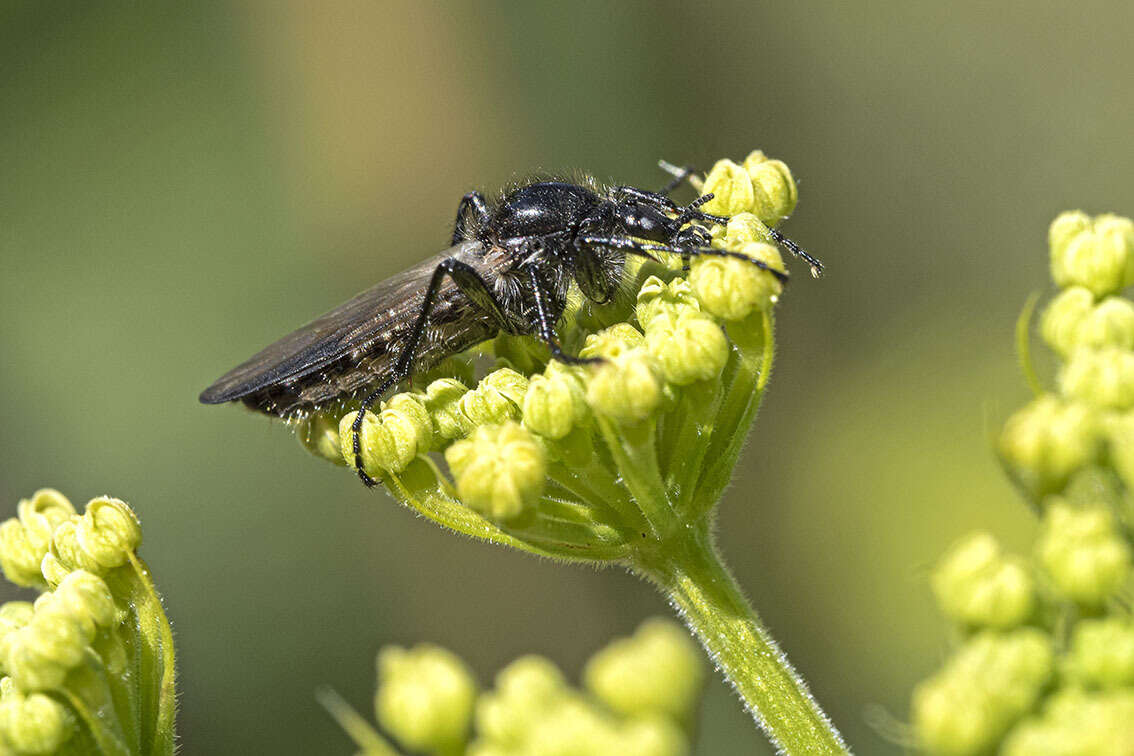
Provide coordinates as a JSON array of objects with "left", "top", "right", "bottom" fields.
[
  {"left": 292, "top": 155, "right": 793, "bottom": 564},
  {"left": 293, "top": 152, "right": 849, "bottom": 754},
  {"left": 319, "top": 617, "right": 704, "bottom": 756},
  {"left": 910, "top": 210, "right": 1134, "bottom": 755},
  {"left": 0, "top": 490, "right": 176, "bottom": 756}
]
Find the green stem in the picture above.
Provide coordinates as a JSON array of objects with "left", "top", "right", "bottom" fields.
[{"left": 634, "top": 525, "right": 849, "bottom": 755}]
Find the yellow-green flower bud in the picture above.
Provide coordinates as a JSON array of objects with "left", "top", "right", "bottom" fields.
[
  {"left": 476, "top": 655, "right": 567, "bottom": 747},
  {"left": 424, "top": 378, "right": 473, "bottom": 440},
  {"left": 645, "top": 311, "right": 729, "bottom": 386},
  {"left": 699, "top": 159, "right": 755, "bottom": 218},
  {"left": 0, "top": 490, "right": 75, "bottom": 589},
  {"left": 459, "top": 368, "right": 529, "bottom": 428},
  {"left": 1041, "top": 287, "right": 1094, "bottom": 357},
  {"left": 74, "top": 498, "right": 141, "bottom": 571},
  {"left": 1035, "top": 498, "right": 1130, "bottom": 606},
  {"left": 295, "top": 410, "right": 346, "bottom": 465},
  {"left": 37, "top": 554, "right": 68, "bottom": 590},
  {"left": 743, "top": 150, "right": 798, "bottom": 226},
  {"left": 5, "top": 606, "right": 89, "bottom": 692},
  {"left": 617, "top": 715, "right": 688, "bottom": 756},
  {"left": 1050, "top": 212, "right": 1134, "bottom": 297},
  {"left": 44, "top": 570, "right": 118, "bottom": 638},
  {"left": 579, "top": 323, "right": 646, "bottom": 360},
  {"left": 583, "top": 618, "right": 704, "bottom": 721},
  {"left": 690, "top": 242, "right": 785, "bottom": 321},
  {"left": 586, "top": 350, "right": 662, "bottom": 424},
  {"left": 46, "top": 520, "right": 98, "bottom": 577},
  {"left": 0, "top": 679, "right": 74, "bottom": 755},
  {"left": 1063, "top": 618, "right": 1134, "bottom": 689},
  {"left": 997, "top": 395, "right": 1099, "bottom": 497},
  {"left": 1002, "top": 688, "right": 1134, "bottom": 756},
  {"left": 339, "top": 397, "right": 432, "bottom": 477},
  {"left": 1049, "top": 210, "right": 1092, "bottom": 264},
  {"left": 524, "top": 696, "right": 621, "bottom": 755},
  {"left": 635, "top": 276, "right": 701, "bottom": 331},
  {"left": 1059, "top": 346, "right": 1134, "bottom": 410},
  {"left": 718, "top": 212, "right": 773, "bottom": 247},
  {"left": 930, "top": 532, "right": 1035, "bottom": 629},
  {"left": 374, "top": 643, "right": 476, "bottom": 754},
  {"left": 1077, "top": 297, "right": 1134, "bottom": 352},
  {"left": 523, "top": 365, "right": 587, "bottom": 440},
  {"left": 445, "top": 422, "right": 546, "bottom": 520},
  {"left": 911, "top": 629, "right": 1053, "bottom": 756},
  {"left": 0, "top": 602, "right": 34, "bottom": 676}
]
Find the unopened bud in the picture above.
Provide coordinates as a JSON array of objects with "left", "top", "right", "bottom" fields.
[
  {"left": 375, "top": 644, "right": 476, "bottom": 754},
  {"left": 0, "top": 680, "right": 74, "bottom": 754},
  {"left": 699, "top": 159, "right": 755, "bottom": 218},
  {"left": 0, "top": 602, "right": 34, "bottom": 675},
  {"left": 445, "top": 422, "right": 546, "bottom": 520},
  {"left": 691, "top": 242, "right": 785, "bottom": 321},
  {"left": 45, "top": 570, "right": 118, "bottom": 638},
  {"left": 339, "top": 394, "right": 433, "bottom": 477},
  {"left": 424, "top": 378, "right": 473, "bottom": 440},
  {"left": 930, "top": 531, "right": 1035, "bottom": 629},
  {"left": 523, "top": 365, "right": 587, "bottom": 440},
  {"left": 584, "top": 618, "right": 704, "bottom": 721},
  {"left": 998, "top": 395, "right": 1100, "bottom": 497},
  {"left": 1063, "top": 618, "right": 1134, "bottom": 689},
  {"left": 1050, "top": 211, "right": 1134, "bottom": 296},
  {"left": 579, "top": 323, "right": 645, "bottom": 360},
  {"left": 911, "top": 629, "right": 1053, "bottom": 756},
  {"left": 586, "top": 350, "right": 661, "bottom": 424},
  {"left": 720, "top": 212, "right": 773, "bottom": 247},
  {"left": 645, "top": 312, "right": 729, "bottom": 386},
  {"left": 5, "top": 606, "right": 89, "bottom": 692},
  {"left": 460, "top": 368, "right": 529, "bottom": 428},
  {"left": 1041, "top": 287, "right": 1094, "bottom": 357},
  {"left": 295, "top": 410, "right": 346, "bottom": 465},
  {"left": 1002, "top": 688, "right": 1134, "bottom": 756},
  {"left": 1059, "top": 346, "right": 1134, "bottom": 410},
  {"left": 0, "top": 490, "right": 75, "bottom": 589},
  {"left": 635, "top": 276, "right": 700, "bottom": 331},
  {"left": 476, "top": 655, "right": 567, "bottom": 746},
  {"left": 743, "top": 150, "right": 798, "bottom": 226},
  {"left": 73, "top": 497, "right": 141, "bottom": 571},
  {"left": 1036, "top": 498, "right": 1130, "bottom": 606}
]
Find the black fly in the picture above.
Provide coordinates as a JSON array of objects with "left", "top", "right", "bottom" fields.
[{"left": 199, "top": 163, "right": 821, "bottom": 487}]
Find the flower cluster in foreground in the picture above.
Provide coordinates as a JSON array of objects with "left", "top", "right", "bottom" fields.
[
  {"left": 911, "top": 211, "right": 1134, "bottom": 755},
  {"left": 320, "top": 618, "right": 705, "bottom": 756},
  {"left": 0, "top": 490, "right": 175, "bottom": 756},
  {"left": 293, "top": 151, "right": 849, "bottom": 754}
]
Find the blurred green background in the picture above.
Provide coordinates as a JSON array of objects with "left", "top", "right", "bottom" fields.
[{"left": 2, "top": 1, "right": 1133, "bottom": 753}]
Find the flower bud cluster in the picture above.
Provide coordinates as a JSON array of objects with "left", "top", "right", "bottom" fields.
[
  {"left": 0, "top": 490, "right": 176, "bottom": 755},
  {"left": 328, "top": 618, "right": 703, "bottom": 756},
  {"left": 699, "top": 150, "right": 798, "bottom": 227},
  {"left": 912, "top": 211, "right": 1134, "bottom": 755},
  {"left": 299, "top": 226, "right": 784, "bottom": 535}
]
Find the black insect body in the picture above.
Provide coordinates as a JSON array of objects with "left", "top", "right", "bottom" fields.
[{"left": 200, "top": 168, "right": 819, "bottom": 487}]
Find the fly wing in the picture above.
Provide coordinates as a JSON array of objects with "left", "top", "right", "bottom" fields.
[{"left": 199, "top": 241, "right": 496, "bottom": 405}]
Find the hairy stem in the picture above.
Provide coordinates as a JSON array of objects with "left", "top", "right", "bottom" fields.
[{"left": 634, "top": 525, "right": 849, "bottom": 755}]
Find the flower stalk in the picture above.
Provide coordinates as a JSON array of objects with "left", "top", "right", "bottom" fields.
[{"left": 294, "top": 151, "right": 849, "bottom": 753}]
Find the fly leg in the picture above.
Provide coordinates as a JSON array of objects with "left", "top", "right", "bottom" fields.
[
  {"left": 350, "top": 257, "right": 513, "bottom": 487},
  {"left": 451, "top": 191, "right": 490, "bottom": 245},
  {"left": 577, "top": 234, "right": 790, "bottom": 284},
  {"left": 525, "top": 266, "right": 601, "bottom": 366}
]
